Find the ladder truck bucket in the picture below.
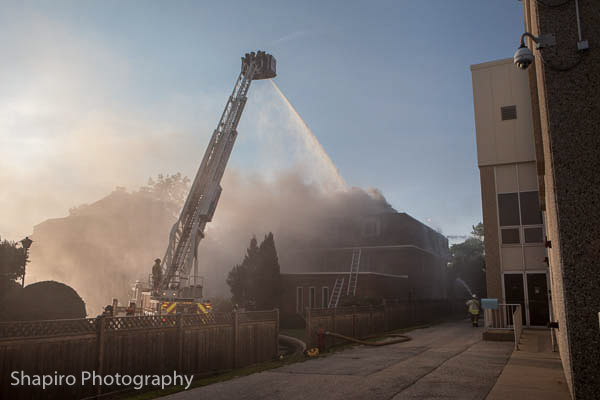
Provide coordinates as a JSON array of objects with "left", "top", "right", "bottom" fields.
[{"left": 242, "top": 51, "right": 276, "bottom": 80}]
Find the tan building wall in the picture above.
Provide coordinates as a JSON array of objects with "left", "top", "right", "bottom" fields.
[
  {"left": 471, "top": 59, "right": 536, "bottom": 166},
  {"left": 471, "top": 59, "right": 549, "bottom": 329},
  {"left": 479, "top": 166, "right": 502, "bottom": 300}
]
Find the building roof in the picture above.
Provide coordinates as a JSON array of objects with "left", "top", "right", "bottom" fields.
[{"left": 470, "top": 58, "right": 513, "bottom": 71}]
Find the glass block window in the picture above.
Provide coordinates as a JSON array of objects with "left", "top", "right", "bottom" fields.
[
  {"left": 309, "top": 287, "right": 316, "bottom": 309},
  {"left": 296, "top": 287, "right": 303, "bottom": 313},
  {"left": 322, "top": 287, "right": 329, "bottom": 308}
]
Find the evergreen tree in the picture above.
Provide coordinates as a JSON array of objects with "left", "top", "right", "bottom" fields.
[
  {"left": 226, "top": 237, "right": 259, "bottom": 306},
  {"left": 226, "top": 233, "right": 281, "bottom": 310},
  {"left": 255, "top": 233, "right": 282, "bottom": 310}
]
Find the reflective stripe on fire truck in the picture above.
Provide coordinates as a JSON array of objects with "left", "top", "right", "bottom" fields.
[
  {"left": 166, "top": 302, "right": 177, "bottom": 314},
  {"left": 198, "top": 303, "right": 209, "bottom": 314}
]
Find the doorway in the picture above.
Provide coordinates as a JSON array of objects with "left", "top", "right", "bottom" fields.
[
  {"left": 503, "top": 273, "right": 526, "bottom": 325},
  {"left": 526, "top": 273, "right": 550, "bottom": 326}
]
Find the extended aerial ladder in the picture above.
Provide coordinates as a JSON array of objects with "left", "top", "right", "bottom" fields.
[{"left": 152, "top": 51, "right": 276, "bottom": 305}]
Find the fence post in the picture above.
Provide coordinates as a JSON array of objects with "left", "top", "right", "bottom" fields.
[
  {"left": 383, "top": 300, "right": 389, "bottom": 332},
  {"left": 352, "top": 306, "right": 357, "bottom": 338},
  {"left": 305, "top": 308, "right": 312, "bottom": 346},
  {"left": 384, "top": 304, "right": 389, "bottom": 332},
  {"left": 176, "top": 313, "right": 184, "bottom": 372},
  {"left": 274, "top": 309, "right": 280, "bottom": 358},
  {"left": 254, "top": 323, "right": 259, "bottom": 364},
  {"left": 95, "top": 316, "right": 106, "bottom": 396},
  {"left": 232, "top": 311, "right": 239, "bottom": 368},
  {"left": 330, "top": 308, "right": 335, "bottom": 330},
  {"left": 332, "top": 307, "right": 337, "bottom": 344}
]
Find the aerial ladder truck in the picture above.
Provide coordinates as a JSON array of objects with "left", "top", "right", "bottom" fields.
[{"left": 137, "top": 51, "right": 276, "bottom": 316}]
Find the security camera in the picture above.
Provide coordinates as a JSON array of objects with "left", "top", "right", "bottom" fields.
[
  {"left": 513, "top": 32, "right": 555, "bottom": 70},
  {"left": 514, "top": 45, "right": 534, "bottom": 70}
]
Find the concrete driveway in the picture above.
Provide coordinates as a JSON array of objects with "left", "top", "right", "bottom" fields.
[{"left": 164, "top": 320, "right": 513, "bottom": 400}]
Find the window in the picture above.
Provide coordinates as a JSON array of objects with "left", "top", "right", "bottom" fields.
[
  {"left": 501, "top": 228, "right": 520, "bottom": 244},
  {"left": 501, "top": 105, "right": 517, "bottom": 120},
  {"left": 296, "top": 287, "right": 303, "bottom": 313},
  {"left": 322, "top": 287, "right": 329, "bottom": 308},
  {"left": 524, "top": 227, "right": 544, "bottom": 243},
  {"left": 519, "top": 191, "right": 542, "bottom": 225},
  {"left": 498, "top": 190, "right": 544, "bottom": 245},
  {"left": 498, "top": 193, "right": 520, "bottom": 226},
  {"left": 309, "top": 287, "right": 316, "bottom": 309}
]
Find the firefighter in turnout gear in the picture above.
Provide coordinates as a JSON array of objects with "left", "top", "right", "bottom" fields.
[
  {"left": 466, "top": 294, "right": 481, "bottom": 327},
  {"left": 152, "top": 258, "right": 162, "bottom": 291}
]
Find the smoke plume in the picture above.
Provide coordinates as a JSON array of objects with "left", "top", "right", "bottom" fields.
[
  {"left": 16, "top": 78, "right": 395, "bottom": 316},
  {"left": 27, "top": 170, "right": 394, "bottom": 316}
]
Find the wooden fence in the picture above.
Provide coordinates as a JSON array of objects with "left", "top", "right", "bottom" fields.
[
  {"left": 305, "top": 300, "right": 465, "bottom": 347},
  {"left": 0, "top": 310, "right": 279, "bottom": 400}
]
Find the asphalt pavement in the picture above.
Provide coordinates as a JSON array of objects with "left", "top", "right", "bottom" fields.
[{"left": 164, "top": 320, "right": 513, "bottom": 400}]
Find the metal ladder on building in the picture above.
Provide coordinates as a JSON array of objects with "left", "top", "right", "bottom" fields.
[
  {"left": 347, "top": 248, "right": 361, "bottom": 296},
  {"left": 328, "top": 277, "right": 345, "bottom": 308}
]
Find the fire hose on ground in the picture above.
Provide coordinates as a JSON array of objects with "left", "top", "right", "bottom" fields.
[{"left": 324, "top": 331, "right": 412, "bottom": 346}]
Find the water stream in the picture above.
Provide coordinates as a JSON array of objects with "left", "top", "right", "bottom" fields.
[
  {"left": 455, "top": 277, "right": 473, "bottom": 297},
  {"left": 269, "top": 80, "right": 346, "bottom": 191}
]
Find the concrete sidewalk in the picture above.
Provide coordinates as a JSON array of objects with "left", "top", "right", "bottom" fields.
[
  {"left": 165, "top": 321, "right": 514, "bottom": 400},
  {"left": 486, "top": 329, "right": 571, "bottom": 400}
]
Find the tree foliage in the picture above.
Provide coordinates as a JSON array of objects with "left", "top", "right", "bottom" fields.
[
  {"left": 0, "top": 237, "right": 28, "bottom": 292},
  {"left": 69, "top": 173, "right": 191, "bottom": 218},
  {"left": 447, "top": 223, "right": 486, "bottom": 298},
  {"left": 141, "top": 173, "right": 190, "bottom": 206},
  {"left": 0, "top": 281, "right": 86, "bottom": 321},
  {"left": 471, "top": 222, "right": 484, "bottom": 243},
  {"left": 226, "top": 233, "right": 282, "bottom": 310}
]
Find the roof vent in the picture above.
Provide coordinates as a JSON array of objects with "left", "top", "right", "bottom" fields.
[{"left": 501, "top": 105, "right": 517, "bottom": 120}]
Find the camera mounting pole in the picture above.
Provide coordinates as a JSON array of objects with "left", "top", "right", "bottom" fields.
[{"left": 520, "top": 32, "right": 556, "bottom": 50}]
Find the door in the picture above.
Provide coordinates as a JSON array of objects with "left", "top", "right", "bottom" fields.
[
  {"left": 527, "top": 273, "right": 550, "bottom": 326},
  {"left": 503, "top": 273, "right": 526, "bottom": 325}
]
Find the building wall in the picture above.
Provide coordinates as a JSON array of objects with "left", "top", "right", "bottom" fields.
[
  {"left": 523, "top": 1, "right": 600, "bottom": 397},
  {"left": 284, "top": 246, "right": 445, "bottom": 301},
  {"left": 471, "top": 59, "right": 536, "bottom": 166},
  {"left": 280, "top": 273, "right": 409, "bottom": 315},
  {"left": 479, "top": 166, "right": 502, "bottom": 300},
  {"left": 472, "top": 59, "right": 549, "bottom": 328}
]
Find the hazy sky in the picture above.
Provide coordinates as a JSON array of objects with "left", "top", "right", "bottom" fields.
[{"left": 0, "top": 1, "right": 525, "bottom": 241}]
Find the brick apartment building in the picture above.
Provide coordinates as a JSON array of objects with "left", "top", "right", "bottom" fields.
[{"left": 279, "top": 212, "right": 449, "bottom": 317}]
